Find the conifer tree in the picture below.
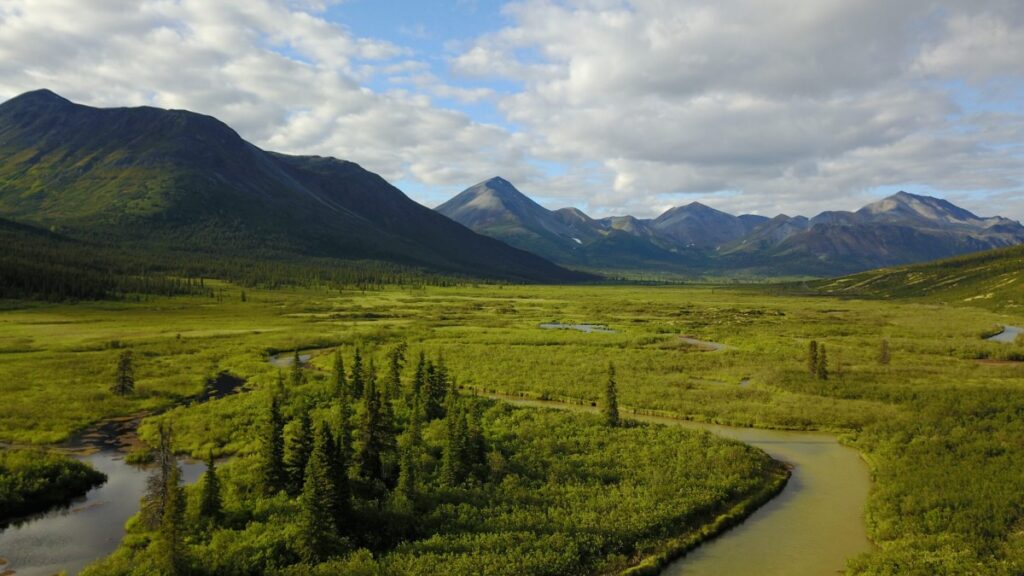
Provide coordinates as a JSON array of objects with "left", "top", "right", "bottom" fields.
[
  {"left": 155, "top": 462, "right": 186, "bottom": 575},
  {"left": 466, "top": 407, "right": 488, "bottom": 480},
  {"left": 808, "top": 340, "right": 819, "bottom": 375},
  {"left": 290, "top": 350, "right": 304, "bottom": 388},
  {"left": 440, "top": 396, "right": 470, "bottom": 487},
  {"left": 350, "top": 348, "right": 365, "bottom": 399},
  {"left": 275, "top": 370, "right": 286, "bottom": 398},
  {"left": 816, "top": 344, "right": 829, "bottom": 380},
  {"left": 143, "top": 421, "right": 177, "bottom": 529},
  {"left": 423, "top": 356, "right": 448, "bottom": 421},
  {"left": 198, "top": 452, "right": 222, "bottom": 525},
  {"left": 287, "top": 407, "right": 314, "bottom": 495},
  {"left": 386, "top": 342, "right": 407, "bottom": 401},
  {"left": 298, "top": 424, "right": 338, "bottom": 563},
  {"left": 323, "top": 419, "right": 350, "bottom": 523},
  {"left": 410, "top": 351, "right": 426, "bottom": 408},
  {"left": 358, "top": 363, "right": 385, "bottom": 483},
  {"left": 396, "top": 400, "right": 423, "bottom": 505},
  {"left": 604, "top": 363, "right": 620, "bottom": 427},
  {"left": 112, "top": 350, "right": 135, "bottom": 396},
  {"left": 331, "top": 350, "right": 347, "bottom": 398},
  {"left": 260, "top": 391, "right": 286, "bottom": 495},
  {"left": 879, "top": 339, "right": 891, "bottom": 365}
]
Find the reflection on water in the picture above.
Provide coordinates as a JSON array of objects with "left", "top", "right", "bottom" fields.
[
  {"left": 986, "top": 325, "right": 1023, "bottom": 344},
  {"left": 0, "top": 452, "right": 204, "bottom": 576},
  {"left": 539, "top": 322, "right": 616, "bottom": 333}
]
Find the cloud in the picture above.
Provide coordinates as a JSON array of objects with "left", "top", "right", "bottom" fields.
[
  {"left": 0, "top": 0, "right": 530, "bottom": 189},
  {"left": 453, "top": 0, "right": 1024, "bottom": 219}
]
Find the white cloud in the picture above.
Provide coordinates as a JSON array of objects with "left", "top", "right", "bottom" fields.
[
  {"left": 453, "top": 0, "right": 1024, "bottom": 219},
  {"left": 0, "top": 0, "right": 530, "bottom": 190}
]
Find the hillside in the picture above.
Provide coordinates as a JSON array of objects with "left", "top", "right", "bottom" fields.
[
  {"left": 809, "top": 243, "right": 1024, "bottom": 308},
  {"left": 0, "top": 90, "right": 587, "bottom": 284}
]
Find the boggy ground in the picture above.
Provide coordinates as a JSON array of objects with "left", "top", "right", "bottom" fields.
[{"left": 1, "top": 283, "right": 1023, "bottom": 573}]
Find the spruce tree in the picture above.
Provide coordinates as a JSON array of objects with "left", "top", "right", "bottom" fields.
[
  {"left": 423, "top": 356, "right": 448, "bottom": 421},
  {"left": 440, "top": 402, "right": 470, "bottom": 487},
  {"left": 198, "top": 452, "right": 222, "bottom": 524},
  {"left": 410, "top": 351, "right": 426, "bottom": 408},
  {"left": 386, "top": 342, "right": 407, "bottom": 401},
  {"left": 879, "top": 339, "right": 891, "bottom": 365},
  {"left": 816, "top": 344, "right": 829, "bottom": 380},
  {"left": 808, "top": 340, "right": 819, "bottom": 375},
  {"left": 112, "top": 350, "right": 135, "bottom": 396},
  {"left": 142, "top": 421, "right": 177, "bottom": 529},
  {"left": 466, "top": 407, "right": 488, "bottom": 480},
  {"left": 323, "top": 419, "right": 350, "bottom": 524},
  {"left": 298, "top": 424, "right": 338, "bottom": 563},
  {"left": 603, "top": 363, "right": 620, "bottom": 427},
  {"left": 395, "top": 400, "right": 423, "bottom": 505},
  {"left": 289, "top": 350, "right": 304, "bottom": 388},
  {"left": 287, "top": 408, "right": 314, "bottom": 496},
  {"left": 155, "top": 462, "right": 186, "bottom": 575},
  {"left": 260, "top": 391, "right": 286, "bottom": 496},
  {"left": 350, "top": 348, "right": 365, "bottom": 399},
  {"left": 331, "top": 350, "right": 347, "bottom": 398},
  {"left": 358, "top": 363, "right": 385, "bottom": 483}
]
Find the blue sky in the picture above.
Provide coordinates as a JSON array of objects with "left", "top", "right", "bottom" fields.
[{"left": 1, "top": 0, "right": 1022, "bottom": 219}]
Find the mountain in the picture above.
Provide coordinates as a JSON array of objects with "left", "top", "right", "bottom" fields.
[
  {"left": 807, "top": 242, "right": 1024, "bottom": 308},
  {"left": 437, "top": 178, "right": 708, "bottom": 273},
  {"left": 0, "top": 90, "right": 587, "bottom": 283},
  {"left": 437, "top": 177, "right": 1024, "bottom": 277}
]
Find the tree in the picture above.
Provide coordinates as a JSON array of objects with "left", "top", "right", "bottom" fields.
[
  {"left": 440, "top": 400, "right": 470, "bottom": 487},
  {"left": 808, "top": 340, "right": 819, "bottom": 376},
  {"left": 357, "top": 365, "right": 386, "bottom": 484},
  {"left": 298, "top": 423, "right": 339, "bottom": 563},
  {"left": 260, "top": 391, "right": 286, "bottom": 495},
  {"left": 395, "top": 400, "right": 423, "bottom": 506},
  {"left": 385, "top": 342, "right": 407, "bottom": 401},
  {"left": 323, "top": 419, "right": 350, "bottom": 524},
  {"left": 331, "top": 350, "right": 347, "bottom": 398},
  {"left": 410, "top": 351, "right": 426, "bottom": 408},
  {"left": 198, "top": 452, "right": 222, "bottom": 524},
  {"left": 289, "top": 350, "right": 304, "bottom": 388},
  {"left": 350, "top": 348, "right": 365, "bottom": 400},
  {"left": 816, "top": 344, "right": 829, "bottom": 380},
  {"left": 603, "top": 363, "right": 620, "bottom": 427},
  {"left": 287, "top": 407, "right": 314, "bottom": 495},
  {"left": 466, "top": 407, "right": 488, "bottom": 480},
  {"left": 112, "top": 350, "right": 135, "bottom": 396},
  {"left": 423, "top": 356, "right": 448, "bottom": 421},
  {"left": 142, "top": 421, "right": 177, "bottom": 529},
  {"left": 154, "top": 462, "right": 186, "bottom": 575},
  {"left": 879, "top": 339, "right": 891, "bottom": 365}
]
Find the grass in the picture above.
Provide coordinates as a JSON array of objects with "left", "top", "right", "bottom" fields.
[{"left": 1, "top": 281, "right": 1024, "bottom": 573}]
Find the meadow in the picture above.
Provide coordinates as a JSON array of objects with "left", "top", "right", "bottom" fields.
[{"left": 1, "top": 282, "right": 1023, "bottom": 573}]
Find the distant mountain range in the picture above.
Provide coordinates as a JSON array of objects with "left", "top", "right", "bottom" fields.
[
  {"left": 438, "top": 177, "right": 1024, "bottom": 276},
  {"left": 0, "top": 90, "right": 588, "bottom": 283}
]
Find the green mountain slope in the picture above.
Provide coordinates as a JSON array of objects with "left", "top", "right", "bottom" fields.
[
  {"left": 0, "top": 90, "right": 588, "bottom": 283},
  {"left": 809, "top": 244, "right": 1024, "bottom": 308}
]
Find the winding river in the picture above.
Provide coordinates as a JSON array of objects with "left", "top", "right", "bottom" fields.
[{"left": 482, "top": 394, "right": 872, "bottom": 575}]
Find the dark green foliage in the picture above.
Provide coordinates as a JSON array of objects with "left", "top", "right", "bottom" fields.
[
  {"left": 289, "top": 350, "right": 304, "bottom": 388},
  {"left": 423, "top": 356, "right": 448, "bottom": 421},
  {"left": 287, "top": 408, "right": 314, "bottom": 496},
  {"left": 154, "top": 464, "right": 186, "bottom": 575},
  {"left": 357, "top": 366, "right": 387, "bottom": 485},
  {"left": 603, "top": 363, "right": 620, "bottom": 427},
  {"left": 0, "top": 449, "right": 105, "bottom": 522},
  {"left": 260, "top": 392, "right": 286, "bottom": 496},
  {"left": 197, "top": 454, "right": 222, "bottom": 525},
  {"left": 331, "top": 351, "right": 346, "bottom": 399},
  {"left": 411, "top": 351, "right": 426, "bottom": 408},
  {"left": 322, "top": 421, "right": 350, "bottom": 524},
  {"left": 298, "top": 423, "right": 340, "bottom": 563},
  {"left": 142, "top": 421, "right": 178, "bottom": 529},
  {"left": 385, "top": 342, "right": 407, "bottom": 401},
  {"left": 111, "top": 349, "right": 136, "bottom": 396},
  {"left": 350, "top": 348, "right": 364, "bottom": 400}
]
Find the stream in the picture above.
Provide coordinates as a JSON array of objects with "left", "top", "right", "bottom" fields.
[
  {"left": 0, "top": 374, "right": 243, "bottom": 576},
  {"left": 986, "top": 325, "right": 1023, "bottom": 344}
]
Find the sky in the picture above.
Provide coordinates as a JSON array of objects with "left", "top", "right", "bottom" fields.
[{"left": 1, "top": 0, "right": 1023, "bottom": 220}]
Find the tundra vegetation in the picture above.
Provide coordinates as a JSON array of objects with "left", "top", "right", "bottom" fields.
[{"left": 0, "top": 276, "right": 1022, "bottom": 574}]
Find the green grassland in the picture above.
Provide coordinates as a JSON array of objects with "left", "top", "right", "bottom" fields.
[{"left": 2, "top": 282, "right": 1024, "bottom": 573}]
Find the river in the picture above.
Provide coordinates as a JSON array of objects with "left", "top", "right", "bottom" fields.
[
  {"left": 482, "top": 394, "right": 872, "bottom": 575},
  {"left": 986, "top": 325, "right": 1023, "bottom": 344}
]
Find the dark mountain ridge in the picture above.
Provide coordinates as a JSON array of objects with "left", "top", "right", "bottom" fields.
[
  {"left": 438, "top": 176, "right": 1024, "bottom": 277},
  {"left": 0, "top": 90, "right": 588, "bottom": 283}
]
